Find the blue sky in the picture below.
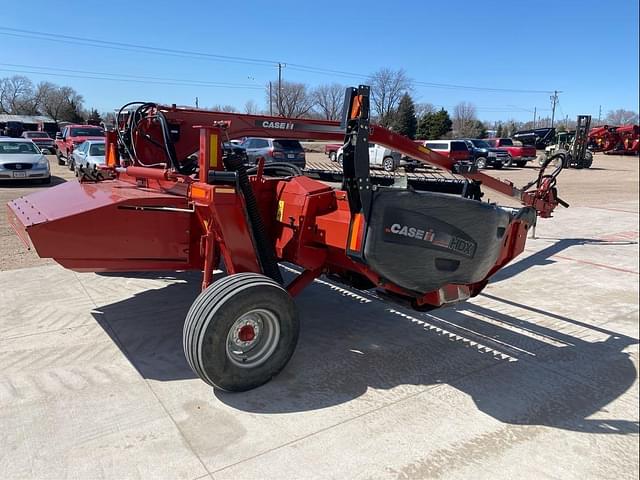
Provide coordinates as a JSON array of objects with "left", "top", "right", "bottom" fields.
[{"left": 1, "top": 0, "right": 638, "bottom": 122}]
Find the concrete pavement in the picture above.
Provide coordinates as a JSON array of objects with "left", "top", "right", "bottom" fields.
[{"left": 0, "top": 200, "right": 638, "bottom": 479}]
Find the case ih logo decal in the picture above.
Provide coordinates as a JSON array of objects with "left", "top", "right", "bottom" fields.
[
  {"left": 382, "top": 209, "right": 477, "bottom": 259},
  {"left": 255, "top": 120, "right": 343, "bottom": 133},
  {"left": 386, "top": 223, "right": 476, "bottom": 258},
  {"left": 261, "top": 121, "right": 294, "bottom": 130}
]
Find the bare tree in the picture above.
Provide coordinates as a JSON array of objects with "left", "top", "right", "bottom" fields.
[
  {"left": 368, "top": 68, "right": 412, "bottom": 125},
  {"left": 605, "top": 109, "right": 639, "bottom": 125},
  {"left": 415, "top": 102, "right": 436, "bottom": 119},
  {"left": 452, "top": 102, "right": 483, "bottom": 137},
  {"left": 244, "top": 99, "right": 260, "bottom": 114},
  {"left": 39, "top": 84, "right": 85, "bottom": 122},
  {"left": 268, "top": 80, "right": 315, "bottom": 118},
  {"left": 0, "top": 75, "right": 35, "bottom": 114},
  {"left": 313, "top": 83, "right": 344, "bottom": 120},
  {"left": 210, "top": 104, "right": 238, "bottom": 112}
]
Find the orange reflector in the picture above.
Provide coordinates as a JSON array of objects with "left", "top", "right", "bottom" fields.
[
  {"left": 349, "top": 213, "right": 365, "bottom": 251},
  {"left": 350, "top": 95, "right": 362, "bottom": 120},
  {"left": 190, "top": 185, "right": 211, "bottom": 203}
]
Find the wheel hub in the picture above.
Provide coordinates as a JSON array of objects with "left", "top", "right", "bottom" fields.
[{"left": 225, "top": 308, "right": 281, "bottom": 368}]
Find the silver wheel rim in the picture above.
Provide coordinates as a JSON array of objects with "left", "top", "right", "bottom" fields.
[
  {"left": 225, "top": 308, "right": 281, "bottom": 368},
  {"left": 477, "top": 158, "right": 486, "bottom": 168},
  {"left": 383, "top": 158, "right": 393, "bottom": 171}
]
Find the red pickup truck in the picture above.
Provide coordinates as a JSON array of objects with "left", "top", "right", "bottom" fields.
[
  {"left": 55, "top": 124, "right": 105, "bottom": 165},
  {"left": 485, "top": 138, "right": 537, "bottom": 167},
  {"left": 324, "top": 143, "right": 342, "bottom": 161}
]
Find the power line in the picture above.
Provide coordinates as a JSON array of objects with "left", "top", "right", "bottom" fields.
[
  {"left": 0, "top": 27, "right": 557, "bottom": 95},
  {"left": 0, "top": 63, "right": 263, "bottom": 90}
]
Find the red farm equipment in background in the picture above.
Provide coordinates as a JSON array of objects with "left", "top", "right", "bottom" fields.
[
  {"left": 7, "top": 86, "right": 569, "bottom": 391},
  {"left": 589, "top": 124, "right": 639, "bottom": 155}
]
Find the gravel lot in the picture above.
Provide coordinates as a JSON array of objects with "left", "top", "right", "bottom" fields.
[{"left": 1, "top": 152, "right": 637, "bottom": 271}]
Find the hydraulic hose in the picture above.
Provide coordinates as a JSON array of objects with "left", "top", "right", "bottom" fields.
[{"left": 224, "top": 155, "right": 283, "bottom": 284}]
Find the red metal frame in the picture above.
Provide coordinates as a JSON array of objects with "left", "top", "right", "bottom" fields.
[{"left": 7, "top": 104, "right": 564, "bottom": 309}]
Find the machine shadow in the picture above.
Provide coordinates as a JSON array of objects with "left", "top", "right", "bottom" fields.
[
  {"left": 91, "top": 272, "right": 638, "bottom": 435},
  {"left": 491, "top": 237, "right": 637, "bottom": 283}
]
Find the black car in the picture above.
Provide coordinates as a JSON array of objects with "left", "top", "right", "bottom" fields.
[{"left": 462, "top": 139, "right": 510, "bottom": 169}]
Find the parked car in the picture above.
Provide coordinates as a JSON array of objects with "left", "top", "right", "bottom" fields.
[
  {"left": 69, "top": 140, "right": 105, "bottom": 175},
  {"left": 462, "top": 139, "right": 510, "bottom": 169},
  {"left": 336, "top": 143, "right": 418, "bottom": 172},
  {"left": 0, "top": 138, "right": 51, "bottom": 184},
  {"left": 325, "top": 143, "right": 342, "bottom": 162},
  {"left": 484, "top": 138, "right": 536, "bottom": 167},
  {"left": 418, "top": 140, "right": 472, "bottom": 162},
  {"left": 55, "top": 125, "right": 105, "bottom": 166},
  {"left": 21, "top": 131, "right": 56, "bottom": 154},
  {"left": 241, "top": 138, "right": 306, "bottom": 168},
  {"left": 3, "top": 121, "right": 24, "bottom": 138}
]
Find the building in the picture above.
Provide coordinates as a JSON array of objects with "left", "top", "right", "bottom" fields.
[{"left": 0, "top": 114, "right": 58, "bottom": 138}]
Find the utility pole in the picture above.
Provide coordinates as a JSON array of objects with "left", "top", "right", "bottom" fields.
[
  {"left": 550, "top": 91, "right": 558, "bottom": 127},
  {"left": 598, "top": 105, "right": 602, "bottom": 124},
  {"left": 533, "top": 107, "right": 537, "bottom": 128},
  {"left": 277, "top": 62, "right": 285, "bottom": 116},
  {"left": 195, "top": 97, "right": 199, "bottom": 108},
  {"left": 269, "top": 82, "right": 273, "bottom": 116}
]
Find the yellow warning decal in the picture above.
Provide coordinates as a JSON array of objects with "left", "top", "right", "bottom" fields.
[
  {"left": 417, "top": 145, "right": 431, "bottom": 154},
  {"left": 277, "top": 200, "right": 285, "bottom": 222},
  {"left": 209, "top": 133, "right": 218, "bottom": 168}
]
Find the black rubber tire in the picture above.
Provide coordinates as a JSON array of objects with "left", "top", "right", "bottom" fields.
[
  {"left": 494, "top": 163, "right": 503, "bottom": 169},
  {"left": 337, "top": 153, "right": 343, "bottom": 167},
  {"left": 382, "top": 156, "right": 396, "bottom": 172},
  {"left": 68, "top": 158, "right": 75, "bottom": 171},
  {"left": 56, "top": 149, "right": 64, "bottom": 166},
  {"left": 516, "top": 161, "right": 527, "bottom": 168},
  {"left": 183, "top": 272, "right": 299, "bottom": 391}
]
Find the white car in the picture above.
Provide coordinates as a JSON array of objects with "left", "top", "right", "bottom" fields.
[
  {"left": 0, "top": 138, "right": 51, "bottom": 184},
  {"left": 69, "top": 140, "right": 106, "bottom": 175},
  {"left": 336, "top": 143, "right": 403, "bottom": 172}
]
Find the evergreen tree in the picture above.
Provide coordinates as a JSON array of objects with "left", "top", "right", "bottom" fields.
[
  {"left": 496, "top": 122, "right": 503, "bottom": 137},
  {"left": 475, "top": 120, "right": 488, "bottom": 138},
  {"left": 416, "top": 108, "right": 452, "bottom": 139},
  {"left": 391, "top": 93, "right": 417, "bottom": 139},
  {"left": 88, "top": 109, "right": 103, "bottom": 125}
]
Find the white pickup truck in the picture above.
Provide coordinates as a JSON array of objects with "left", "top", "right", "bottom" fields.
[{"left": 336, "top": 143, "right": 417, "bottom": 172}]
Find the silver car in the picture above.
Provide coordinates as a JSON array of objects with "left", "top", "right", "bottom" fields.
[
  {"left": 240, "top": 138, "right": 306, "bottom": 167},
  {"left": 69, "top": 140, "right": 106, "bottom": 175},
  {"left": 0, "top": 138, "right": 51, "bottom": 184}
]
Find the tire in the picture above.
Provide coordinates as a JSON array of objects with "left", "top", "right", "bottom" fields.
[
  {"left": 382, "top": 156, "right": 396, "bottom": 172},
  {"left": 494, "top": 162, "right": 503, "bottom": 169},
  {"left": 329, "top": 151, "right": 337, "bottom": 162},
  {"left": 516, "top": 161, "right": 527, "bottom": 168},
  {"left": 476, "top": 157, "right": 487, "bottom": 169},
  {"left": 582, "top": 151, "right": 593, "bottom": 168},
  {"left": 56, "top": 149, "right": 64, "bottom": 166},
  {"left": 68, "top": 157, "right": 75, "bottom": 171},
  {"left": 503, "top": 156, "right": 512, "bottom": 167},
  {"left": 337, "top": 153, "right": 343, "bottom": 167},
  {"left": 183, "top": 272, "right": 299, "bottom": 391}
]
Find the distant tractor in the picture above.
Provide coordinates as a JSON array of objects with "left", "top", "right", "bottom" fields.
[{"left": 540, "top": 115, "right": 594, "bottom": 169}]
